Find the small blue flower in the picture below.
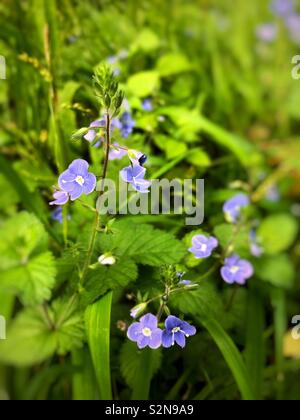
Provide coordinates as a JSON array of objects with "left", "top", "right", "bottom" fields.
[
  {"left": 223, "top": 194, "right": 250, "bottom": 223},
  {"left": 127, "top": 314, "right": 162, "bottom": 349},
  {"left": 162, "top": 316, "right": 196, "bottom": 349},
  {"left": 51, "top": 207, "right": 71, "bottom": 224},
  {"left": 84, "top": 120, "right": 105, "bottom": 143},
  {"left": 142, "top": 99, "right": 153, "bottom": 112},
  {"left": 176, "top": 272, "right": 192, "bottom": 285},
  {"left": 50, "top": 190, "right": 69, "bottom": 206},
  {"left": 120, "top": 165, "right": 151, "bottom": 193},
  {"left": 189, "top": 235, "right": 219, "bottom": 259},
  {"left": 221, "top": 255, "right": 254, "bottom": 285},
  {"left": 109, "top": 143, "right": 128, "bottom": 161},
  {"left": 58, "top": 159, "right": 96, "bottom": 201},
  {"left": 128, "top": 150, "right": 148, "bottom": 167},
  {"left": 250, "top": 230, "right": 264, "bottom": 258},
  {"left": 270, "top": 0, "right": 294, "bottom": 17},
  {"left": 256, "top": 23, "right": 278, "bottom": 43},
  {"left": 120, "top": 112, "right": 135, "bottom": 138}
]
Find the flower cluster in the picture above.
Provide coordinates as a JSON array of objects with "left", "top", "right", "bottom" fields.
[
  {"left": 127, "top": 314, "right": 196, "bottom": 350},
  {"left": 257, "top": 0, "right": 300, "bottom": 45}
]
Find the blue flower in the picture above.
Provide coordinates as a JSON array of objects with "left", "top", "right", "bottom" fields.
[
  {"left": 84, "top": 119, "right": 105, "bottom": 143},
  {"left": 162, "top": 316, "right": 196, "bottom": 348},
  {"left": 221, "top": 255, "right": 254, "bottom": 285},
  {"left": 250, "top": 230, "right": 264, "bottom": 258},
  {"left": 189, "top": 235, "right": 219, "bottom": 259},
  {"left": 127, "top": 314, "right": 162, "bottom": 349},
  {"left": 176, "top": 272, "right": 192, "bottom": 285},
  {"left": 51, "top": 207, "right": 71, "bottom": 224},
  {"left": 109, "top": 143, "right": 128, "bottom": 161},
  {"left": 120, "top": 112, "right": 135, "bottom": 138},
  {"left": 256, "top": 23, "right": 278, "bottom": 43},
  {"left": 142, "top": 99, "right": 153, "bottom": 112},
  {"left": 50, "top": 190, "right": 69, "bottom": 206},
  {"left": 58, "top": 159, "right": 97, "bottom": 201},
  {"left": 270, "top": 0, "right": 294, "bottom": 17},
  {"left": 120, "top": 165, "right": 151, "bottom": 193},
  {"left": 223, "top": 194, "right": 250, "bottom": 223},
  {"left": 128, "top": 149, "right": 148, "bottom": 166}
]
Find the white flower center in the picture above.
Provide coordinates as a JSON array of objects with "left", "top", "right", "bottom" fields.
[
  {"left": 75, "top": 175, "right": 85, "bottom": 186},
  {"left": 172, "top": 327, "right": 181, "bottom": 334},
  {"left": 200, "top": 244, "right": 207, "bottom": 252},
  {"left": 142, "top": 327, "right": 152, "bottom": 337},
  {"left": 230, "top": 266, "right": 240, "bottom": 274}
]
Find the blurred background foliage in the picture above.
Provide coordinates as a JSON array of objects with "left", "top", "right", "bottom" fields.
[{"left": 0, "top": 0, "right": 299, "bottom": 400}]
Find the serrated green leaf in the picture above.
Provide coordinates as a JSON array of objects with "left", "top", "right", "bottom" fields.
[
  {"left": 81, "top": 258, "right": 138, "bottom": 306},
  {"left": 0, "top": 297, "right": 84, "bottom": 367},
  {"left": 97, "top": 221, "right": 186, "bottom": 266}
]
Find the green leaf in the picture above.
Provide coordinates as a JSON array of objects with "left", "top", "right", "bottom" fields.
[
  {"left": 255, "top": 254, "right": 295, "bottom": 289},
  {"left": 157, "top": 53, "right": 192, "bottom": 77},
  {"left": 132, "top": 28, "right": 160, "bottom": 52},
  {"left": 187, "top": 149, "right": 212, "bottom": 168},
  {"left": 120, "top": 341, "right": 162, "bottom": 399},
  {"left": 0, "top": 252, "right": 57, "bottom": 305},
  {"left": 214, "top": 223, "right": 250, "bottom": 256},
  {"left": 98, "top": 221, "right": 186, "bottom": 266},
  {"left": 200, "top": 317, "right": 256, "bottom": 400},
  {"left": 171, "top": 282, "right": 223, "bottom": 320},
  {"left": 81, "top": 258, "right": 138, "bottom": 305},
  {"left": 127, "top": 71, "right": 160, "bottom": 97},
  {"left": 0, "top": 297, "right": 84, "bottom": 367},
  {"left": 257, "top": 214, "right": 298, "bottom": 255},
  {"left": 165, "top": 140, "right": 188, "bottom": 160},
  {"left": 85, "top": 292, "right": 113, "bottom": 400}
]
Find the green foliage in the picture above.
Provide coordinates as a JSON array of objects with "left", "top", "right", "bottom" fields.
[
  {"left": 0, "top": 297, "right": 84, "bottom": 367},
  {"left": 0, "top": 212, "right": 56, "bottom": 305},
  {"left": 257, "top": 214, "right": 298, "bottom": 255},
  {"left": 127, "top": 71, "right": 160, "bottom": 97},
  {"left": 255, "top": 255, "right": 295, "bottom": 289}
]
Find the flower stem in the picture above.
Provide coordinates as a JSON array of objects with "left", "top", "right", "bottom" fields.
[{"left": 80, "top": 113, "right": 111, "bottom": 285}]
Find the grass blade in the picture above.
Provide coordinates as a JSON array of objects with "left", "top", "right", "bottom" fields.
[
  {"left": 201, "top": 317, "right": 256, "bottom": 400},
  {"left": 85, "top": 292, "right": 113, "bottom": 400},
  {"left": 72, "top": 348, "right": 98, "bottom": 401}
]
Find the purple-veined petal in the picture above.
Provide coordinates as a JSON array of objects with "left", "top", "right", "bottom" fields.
[
  {"left": 165, "top": 316, "right": 180, "bottom": 331},
  {"left": 137, "top": 336, "right": 150, "bottom": 349},
  {"left": 50, "top": 190, "right": 69, "bottom": 206},
  {"left": 180, "top": 321, "right": 196, "bottom": 337},
  {"left": 140, "top": 313, "right": 158, "bottom": 330},
  {"left": 69, "top": 183, "right": 84, "bottom": 201},
  {"left": 221, "top": 267, "right": 236, "bottom": 284},
  {"left": 127, "top": 323, "right": 142, "bottom": 342},
  {"left": 69, "top": 159, "right": 89, "bottom": 176},
  {"left": 162, "top": 330, "right": 173, "bottom": 348},
  {"left": 84, "top": 129, "right": 97, "bottom": 143},
  {"left": 175, "top": 331, "right": 186, "bottom": 348},
  {"left": 149, "top": 329, "right": 163, "bottom": 349},
  {"left": 83, "top": 173, "right": 97, "bottom": 195},
  {"left": 120, "top": 166, "right": 134, "bottom": 183}
]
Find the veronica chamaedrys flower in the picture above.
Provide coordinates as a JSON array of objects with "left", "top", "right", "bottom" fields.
[
  {"left": 162, "top": 316, "right": 196, "bottom": 349},
  {"left": 84, "top": 120, "right": 104, "bottom": 143},
  {"left": 120, "top": 112, "right": 135, "bottom": 138},
  {"left": 223, "top": 194, "right": 250, "bottom": 223},
  {"left": 128, "top": 149, "right": 148, "bottom": 166},
  {"left": 256, "top": 23, "right": 278, "bottom": 43},
  {"left": 109, "top": 143, "right": 128, "bottom": 161},
  {"left": 286, "top": 14, "right": 300, "bottom": 44},
  {"left": 221, "top": 255, "right": 254, "bottom": 285},
  {"left": 50, "top": 190, "right": 69, "bottom": 206},
  {"left": 189, "top": 235, "right": 219, "bottom": 259},
  {"left": 120, "top": 165, "right": 151, "bottom": 193},
  {"left": 127, "top": 314, "right": 162, "bottom": 349},
  {"left": 265, "top": 184, "right": 280, "bottom": 202},
  {"left": 51, "top": 207, "right": 71, "bottom": 224},
  {"left": 58, "top": 159, "right": 96, "bottom": 201},
  {"left": 250, "top": 230, "right": 264, "bottom": 258},
  {"left": 176, "top": 272, "right": 192, "bottom": 286},
  {"left": 270, "top": 0, "right": 294, "bottom": 17},
  {"left": 142, "top": 99, "right": 153, "bottom": 112}
]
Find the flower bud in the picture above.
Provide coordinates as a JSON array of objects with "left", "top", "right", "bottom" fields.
[
  {"left": 98, "top": 253, "right": 116, "bottom": 266},
  {"left": 130, "top": 303, "right": 148, "bottom": 319}
]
